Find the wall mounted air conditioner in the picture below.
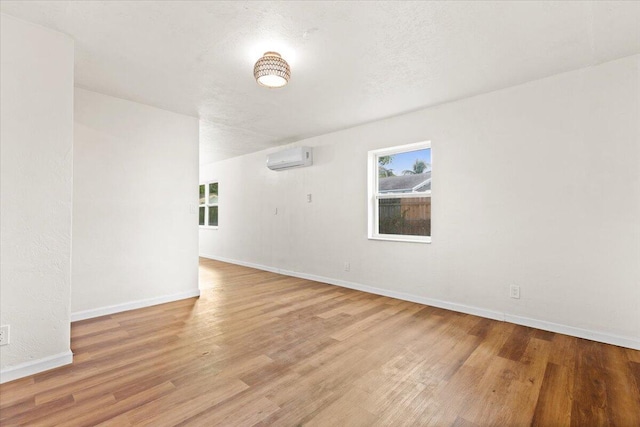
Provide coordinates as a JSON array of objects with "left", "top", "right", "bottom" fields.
[{"left": 266, "top": 146, "right": 313, "bottom": 171}]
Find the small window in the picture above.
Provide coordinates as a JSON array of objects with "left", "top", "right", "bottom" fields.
[
  {"left": 199, "top": 181, "right": 219, "bottom": 228},
  {"left": 368, "top": 141, "right": 431, "bottom": 243}
]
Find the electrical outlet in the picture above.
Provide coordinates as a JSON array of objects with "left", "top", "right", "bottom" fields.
[
  {"left": 0, "top": 325, "right": 9, "bottom": 346},
  {"left": 344, "top": 262, "right": 350, "bottom": 272},
  {"left": 510, "top": 285, "right": 520, "bottom": 299},
  {"left": 306, "top": 194, "right": 312, "bottom": 203}
]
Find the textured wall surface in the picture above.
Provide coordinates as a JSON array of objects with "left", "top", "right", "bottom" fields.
[
  {"left": 200, "top": 55, "right": 640, "bottom": 347},
  {"left": 0, "top": 14, "right": 74, "bottom": 371},
  {"left": 72, "top": 88, "right": 200, "bottom": 314}
]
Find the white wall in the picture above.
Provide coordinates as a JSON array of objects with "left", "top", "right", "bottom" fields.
[
  {"left": 201, "top": 55, "right": 640, "bottom": 349},
  {"left": 72, "top": 88, "right": 200, "bottom": 318},
  {"left": 0, "top": 14, "right": 74, "bottom": 382}
]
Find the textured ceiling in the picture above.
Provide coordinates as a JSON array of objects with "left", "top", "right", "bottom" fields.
[{"left": 2, "top": 1, "right": 639, "bottom": 164}]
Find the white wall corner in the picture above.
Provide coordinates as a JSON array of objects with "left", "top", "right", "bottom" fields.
[
  {"left": 0, "top": 350, "right": 73, "bottom": 384},
  {"left": 1, "top": 12, "right": 74, "bottom": 378},
  {"left": 70, "top": 289, "right": 201, "bottom": 322}
]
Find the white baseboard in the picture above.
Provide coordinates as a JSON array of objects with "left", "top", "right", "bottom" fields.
[
  {"left": 201, "top": 254, "right": 280, "bottom": 274},
  {"left": 281, "top": 268, "right": 505, "bottom": 322},
  {"left": 200, "top": 253, "right": 640, "bottom": 351},
  {"left": 71, "top": 289, "right": 201, "bottom": 322},
  {"left": 0, "top": 350, "right": 73, "bottom": 384},
  {"left": 504, "top": 313, "right": 640, "bottom": 350}
]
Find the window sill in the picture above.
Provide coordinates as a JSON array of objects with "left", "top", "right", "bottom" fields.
[
  {"left": 199, "top": 226, "right": 219, "bottom": 230},
  {"left": 368, "top": 235, "right": 431, "bottom": 244}
]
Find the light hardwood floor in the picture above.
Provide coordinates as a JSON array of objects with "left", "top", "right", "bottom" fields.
[{"left": 1, "top": 258, "right": 639, "bottom": 426}]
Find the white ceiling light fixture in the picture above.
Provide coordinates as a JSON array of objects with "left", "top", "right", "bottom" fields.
[{"left": 254, "top": 51, "right": 291, "bottom": 88}]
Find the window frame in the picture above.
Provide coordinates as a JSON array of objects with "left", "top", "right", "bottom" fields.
[
  {"left": 199, "top": 181, "right": 219, "bottom": 229},
  {"left": 367, "top": 141, "right": 432, "bottom": 243}
]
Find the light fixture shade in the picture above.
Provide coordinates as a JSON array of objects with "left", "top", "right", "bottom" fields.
[{"left": 254, "top": 51, "right": 290, "bottom": 88}]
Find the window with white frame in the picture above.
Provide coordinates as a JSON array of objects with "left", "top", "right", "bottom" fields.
[
  {"left": 199, "top": 182, "right": 219, "bottom": 227},
  {"left": 368, "top": 141, "right": 431, "bottom": 243}
]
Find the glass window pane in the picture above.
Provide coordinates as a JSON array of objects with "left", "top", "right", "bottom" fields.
[
  {"left": 209, "top": 182, "right": 218, "bottom": 204},
  {"left": 377, "top": 148, "right": 431, "bottom": 194},
  {"left": 199, "top": 184, "right": 205, "bottom": 205},
  {"left": 199, "top": 206, "right": 205, "bottom": 226},
  {"left": 208, "top": 206, "right": 218, "bottom": 227},
  {"left": 378, "top": 197, "right": 431, "bottom": 236}
]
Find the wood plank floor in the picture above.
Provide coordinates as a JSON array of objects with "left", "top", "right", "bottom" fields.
[{"left": 2, "top": 258, "right": 639, "bottom": 426}]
